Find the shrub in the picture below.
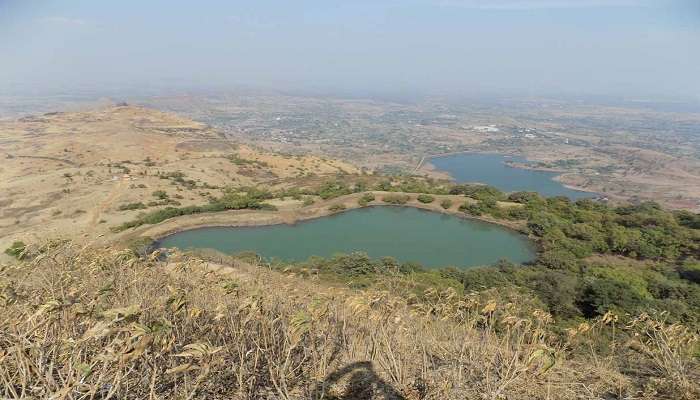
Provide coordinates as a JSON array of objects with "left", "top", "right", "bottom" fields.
[
  {"left": 218, "top": 187, "right": 272, "bottom": 209},
  {"left": 125, "top": 236, "right": 155, "bottom": 256},
  {"left": 113, "top": 188, "right": 277, "bottom": 231},
  {"left": 450, "top": 184, "right": 505, "bottom": 201},
  {"left": 227, "top": 154, "right": 250, "bottom": 165},
  {"left": 505, "top": 206, "right": 529, "bottom": 220},
  {"left": 318, "top": 181, "right": 352, "bottom": 200},
  {"left": 675, "top": 210, "right": 700, "bottom": 229},
  {"left": 440, "top": 199, "right": 453, "bottom": 209},
  {"left": 227, "top": 154, "right": 270, "bottom": 167},
  {"left": 382, "top": 194, "right": 410, "bottom": 205},
  {"left": 358, "top": 192, "right": 375, "bottom": 206},
  {"left": 537, "top": 249, "right": 580, "bottom": 271},
  {"left": 302, "top": 197, "right": 315, "bottom": 206},
  {"left": 508, "top": 191, "right": 544, "bottom": 205},
  {"left": 460, "top": 202, "right": 485, "bottom": 216},
  {"left": 580, "top": 278, "right": 649, "bottom": 317},
  {"left": 147, "top": 199, "right": 181, "bottom": 207},
  {"left": 4, "top": 241, "right": 27, "bottom": 259},
  {"left": 324, "top": 252, "right": 379, "bottom": 276},
  {"left": 328, "top": 204, "right": 347, "bottom": 213},
  {"left": 152, "top": 190, "right": 169, "bottom": 200},
  {"left": 417, "top": 194, "right": 435, "bottom": 204},
  {"left": 679, "top": 263, "right": 700, "bottom": 284},
  {"left": 527, "top": 212, "right": 564, "bottom": 237},
  {"left": 118, "top": 202, "right": 147, "bottom": 211},
  {"left": 524, "top": 269, "right": 581, "bottom": 319},
  {"left": 257, "top": 203, "right": 278, "bottom": 211}
]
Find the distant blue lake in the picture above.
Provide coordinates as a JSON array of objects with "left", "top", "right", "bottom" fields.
[{"left": 430, "top": 153, "right": 592, "bottom": 199}]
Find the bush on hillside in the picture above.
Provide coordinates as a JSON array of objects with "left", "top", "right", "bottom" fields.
[
  {"left": 679, "top": 262, "right": 700, "bottom": 284},
  {"left": 440, "top": 199, "right": 453, "bottom": 209},
  {"left": 152, "top": 190, "right": 169, "bottom": 200},
  {"left": 382, "top": 194, "right": 410, "bottom": 205},
  {"left": 4, "top": 241, "right": 27, "bottom": 259},
  {"left": 318, "top": 181, "right": 352, "bottom": 200},
  {"left": 328, "top": 204, "right": 346, "bottom": 213},
  {"left": 118, "top": 202, "right": 148, "bottom": 211},
  {"left": 113, "top": 187, "right": 277, "bottom": 231},
  {"left": 358, "top": 192, "right": 375, "bottom": 206},
  {"left": 2, "top": 242, "right": 698, "bottom": 399}
]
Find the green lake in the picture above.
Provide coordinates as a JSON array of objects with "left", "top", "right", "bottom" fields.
[{"left": 156, "top": 207, "right": 536, "bottom": 268}]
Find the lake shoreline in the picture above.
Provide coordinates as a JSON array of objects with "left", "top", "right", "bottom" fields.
[
  {"left": 117, "top": 191, "right": 531, "bottom": 247},
  {"left": 153, "top": 204, "right": 536, "bottom": 268}
]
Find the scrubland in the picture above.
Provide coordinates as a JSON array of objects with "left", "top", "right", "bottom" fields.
[{"left": 1, "top": 242, "right": 697, "bottom": 399}]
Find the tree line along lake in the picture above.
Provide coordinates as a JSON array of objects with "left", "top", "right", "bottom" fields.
[{"left": 157, "top": 153, "right": 593, "bottom": 268}]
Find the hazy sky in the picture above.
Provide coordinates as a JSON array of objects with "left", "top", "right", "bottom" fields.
[{"left": 1, "top": 0, "right": 698, "bottom": 98}]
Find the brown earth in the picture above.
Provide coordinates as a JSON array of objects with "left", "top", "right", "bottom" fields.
[{"left": 0, "top": 105, "right": 358, "bottom": 253}]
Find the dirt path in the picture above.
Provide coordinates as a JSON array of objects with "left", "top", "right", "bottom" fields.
[
  {"left": 413, "top": 155, "right": 426, "bottom": 173},
  {"left": 87, "top": 179, "right": 126, "bottom": 230}
]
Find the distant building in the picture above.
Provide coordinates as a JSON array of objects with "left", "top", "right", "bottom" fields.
[{"left": 472, "top": 125, "right": 499, "bottom": 133}]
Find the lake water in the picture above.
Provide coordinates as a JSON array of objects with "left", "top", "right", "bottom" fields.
[
  {"left": 430, "top": 153, "right": 592, "bottom": 199},
  {"left": 157, "top": 207, "right": 535, "bottom": 268}
]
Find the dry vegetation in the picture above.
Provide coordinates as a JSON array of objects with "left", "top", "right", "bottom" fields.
[
  {"left": 2, "top": 100, "right": 699, "bottom": 399},
  {"left": 0, "top": 105, "right": 358, "bottom": 252},
  {"left": 1, "top": 242, "right": 697, "bottom": 399}
]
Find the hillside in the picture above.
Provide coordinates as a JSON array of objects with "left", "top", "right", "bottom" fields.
[
  {"left": 0, "top": 105, "right": 357, "bottom": 252},
  {"left": 1, "top": 106, "right": 699, "bottom": 399},
  {"left": 1, "top": 242, "right": 698, "bottom": 399}
]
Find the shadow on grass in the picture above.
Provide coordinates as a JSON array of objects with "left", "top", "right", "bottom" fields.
[{"left": 310, "top": 361, "right": 406, "bottom": 400}]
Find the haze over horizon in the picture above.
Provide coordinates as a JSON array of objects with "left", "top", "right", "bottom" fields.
[{"left": 1, "top": 0, "right": 699, "bottom": 100}]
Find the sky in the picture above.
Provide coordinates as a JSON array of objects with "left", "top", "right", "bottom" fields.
[{"left": 0, "top": 0, "right": 698, "bottom": 99}]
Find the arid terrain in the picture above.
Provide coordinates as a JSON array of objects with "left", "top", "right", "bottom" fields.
[
  {"left": 0, "top": 105, "right": 357, "bottom": 252},
  {"left": 1, "top": 101, "right": 698, "bottom": 400},
  {"left": 3, "top": 3, "right": 699, "bottom": 398},
  {"left": 138, "top": 93, "right": 700, "bottom": 210},
  {"left": 4, "top": 93, "right": 700, "bottom": 214}
]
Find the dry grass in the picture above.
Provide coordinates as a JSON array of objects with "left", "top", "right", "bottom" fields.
[
  {"left": 0, "top": 243, "right": 698, "bottom": 399},
  {"left": 0, "top": 105, "right": 359, "bottom": 251}
]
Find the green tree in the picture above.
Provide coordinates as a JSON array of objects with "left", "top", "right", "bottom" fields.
[
  {"left": 537, "top": 249, "right": 580, "bottom": 271},
  {"left": 579, "top": 278, "right": 648, "bottom": 317},
  {"left": 679, "top": 262, "right": 700, "bottom": 284},
  {"left": 358, "top": 192, "right": 376, "bottom": 206}
]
